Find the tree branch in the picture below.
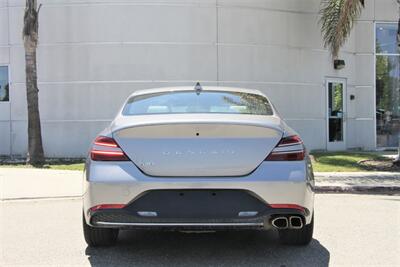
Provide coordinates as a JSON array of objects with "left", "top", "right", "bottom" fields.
[{"left": 37, "top": 3, "right": 42, "bottom": 14}]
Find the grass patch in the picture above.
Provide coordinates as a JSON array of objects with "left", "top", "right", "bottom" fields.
[
  {"left": 0, "top": 160, "right": 85, "bottom": 171},
  {"left": 310, "top": 152, "right": 391, "bottom": 172}
]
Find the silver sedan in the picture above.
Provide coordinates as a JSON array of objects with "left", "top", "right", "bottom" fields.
[{"left": 82, "top": 85, "right": 315, "bottom": 247}]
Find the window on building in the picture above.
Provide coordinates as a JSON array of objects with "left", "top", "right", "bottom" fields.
[
  {"left": 376, "top": 23, "right": 400, "bottom": 147},
  {"left": 0, "top": 66, "right": 9, "bottom": 102}
]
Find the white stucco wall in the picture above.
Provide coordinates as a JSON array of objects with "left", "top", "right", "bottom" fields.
[{"left": 0, "top": 0, "right": 397, "bottom": 157}]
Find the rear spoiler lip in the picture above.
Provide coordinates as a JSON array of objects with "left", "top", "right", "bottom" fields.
[{"left": 111, "top": 118, "right": 284, "bottom": 136}]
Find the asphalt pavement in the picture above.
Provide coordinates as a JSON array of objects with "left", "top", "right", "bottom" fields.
[{"left": 1, "top": 194, "right": 399, "bottom": 266}]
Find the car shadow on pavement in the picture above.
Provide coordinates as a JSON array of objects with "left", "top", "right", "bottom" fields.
[{"left": 85, "top": 229, "right": 330, "bottom": 266}]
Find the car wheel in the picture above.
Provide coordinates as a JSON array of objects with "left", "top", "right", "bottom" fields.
[
  {"left": 82, "top": 213, "right": 119, "bottom": 247},
  {"left": 278, "top": 213, "right": 314, "bottom": 246}
]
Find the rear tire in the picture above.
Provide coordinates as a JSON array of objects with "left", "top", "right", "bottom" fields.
[
  {"left": 82, "top": 213, "right": 119, "bottom": 247},
  {"left": 278, "top": 214, "right": 314, "bottom": 246}
]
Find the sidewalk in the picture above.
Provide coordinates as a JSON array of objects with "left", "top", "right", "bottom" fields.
[
  {"left": 0, "top": 168, "right": 82, "bottom": 200},
  {"left": 314, "top": 172, "right": 400, "bottom": 194},
  {"left": 1, "top": 168, "right": 399, "bottom": 200}
]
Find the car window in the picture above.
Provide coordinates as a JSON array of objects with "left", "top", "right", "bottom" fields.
[{"left": 122, "top": 91, "right": 274, "bottom": 116}]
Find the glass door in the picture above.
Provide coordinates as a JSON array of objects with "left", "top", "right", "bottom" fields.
[
  {"left": 326, "top": 78, "right": 346, "bottom": 151},
  {"left": 0, "top": 65, "right": 10, "bottom": 155},
  {"left": 376, "top": 23, "right": 400, "bottom": 148}
]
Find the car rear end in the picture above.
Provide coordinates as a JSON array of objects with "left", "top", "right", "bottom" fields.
[{"left": 82, "top": 88, "right": 315, "bottom": 246}]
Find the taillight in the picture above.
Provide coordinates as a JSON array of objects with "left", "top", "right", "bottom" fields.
[
  {"left": 90, "top": 136, "right": 129, "bottom": 161},
  {"left": 265, "top": 135, "right": 305, "bottom": 161}
]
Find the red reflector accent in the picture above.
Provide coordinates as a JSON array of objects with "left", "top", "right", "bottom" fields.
[
  {"left": 89, "top": 204, "right": 125, "bottom": 212},
  {"left": 90, "top": 136, "right": 129, "bottom": 161},
  {"left": 269, "top": 204, "right": 305, "bottom": 212}
]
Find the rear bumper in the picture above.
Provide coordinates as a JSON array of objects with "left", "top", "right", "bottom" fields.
[
  {"left": 83, "top": 160, "right": 315, "bottom": 228},
  {"left": 89, "top": 209, "right": 306, "bottom": 230},
  {"left": 94, "top": 221, "right": 267, "bottom": 230}
]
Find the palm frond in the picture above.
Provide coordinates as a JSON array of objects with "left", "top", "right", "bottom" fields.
[{"left": 320, "top": 0, "right": 364, "bottom": 58}]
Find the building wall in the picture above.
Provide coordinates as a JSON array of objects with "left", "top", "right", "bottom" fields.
[{"left": 0, "top": 0, "right": 397, "bottom": 157}]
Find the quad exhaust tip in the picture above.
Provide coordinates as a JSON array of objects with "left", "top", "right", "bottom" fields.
[
  {"left": 271, "top": 217, "right": 289, "bottom": 229},
  {"left": 289, "top": 216, "right": 303, "bottom": 229},
  {"left": 271, "top": 216, "right": 304, "bottom": 229}
]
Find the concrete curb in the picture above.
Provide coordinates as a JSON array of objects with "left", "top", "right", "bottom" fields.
[
  {"left": 314, "top": 171, "right": 400, "bottom": 179},
  {"left": 314, "top": 172, "right": 400, "bottom": 194},
  {"left": 314, "top": 185, "right": 400, "bottom": 195},
  {"left": 1, "top": 196, "right": 82, "bottom": 202}
]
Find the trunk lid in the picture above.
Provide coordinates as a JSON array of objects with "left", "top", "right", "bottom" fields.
[{"left": 112, "top": 114, "right": 283, "bottom": 177}]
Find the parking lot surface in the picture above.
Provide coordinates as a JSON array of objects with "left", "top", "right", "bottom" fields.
[{"left": 1, "top": 194, "right": 399, "bottom": 266}]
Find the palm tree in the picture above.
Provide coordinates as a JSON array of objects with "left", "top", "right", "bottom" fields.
[
  {"left": 320, "top": 0, "right": 365, "bottom": 59},
  {"left": 23, "top": 0, "right": 44, "bottom": 166},
  {"left": 321, "top": 1, "right": 400, "bottom": 165}
]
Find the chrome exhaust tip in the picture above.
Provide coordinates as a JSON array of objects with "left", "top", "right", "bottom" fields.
[
  {"left": 271, "top": 217, "right": 289, "bottom": 229},
  {"left": 289, "top": 216, "right": 304, "bottom": 229}
]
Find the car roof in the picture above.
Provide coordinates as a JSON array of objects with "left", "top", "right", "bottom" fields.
[{"left": 127, "top": 86, "right": 267, "bottom": 98}]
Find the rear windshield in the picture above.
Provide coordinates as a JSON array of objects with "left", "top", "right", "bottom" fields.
[{"left": 122, "top": 91, "right": 274, "bottom": 116}]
